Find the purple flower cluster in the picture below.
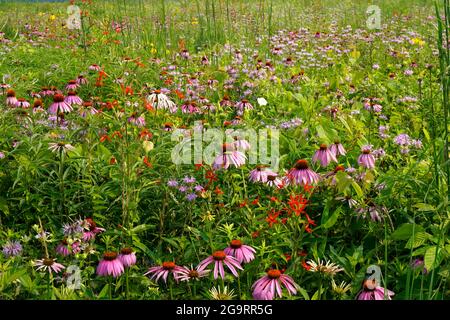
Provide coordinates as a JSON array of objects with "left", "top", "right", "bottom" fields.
[
  {"left": 167, "top": 176, "right": 204, "bottom": 201},
  {"left": 393, "top": 133, "right": 422, "bottom": 154}
]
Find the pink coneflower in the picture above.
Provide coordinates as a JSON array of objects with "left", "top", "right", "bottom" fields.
[
  {"left": 96, "top": 252, "right": 124, "bottom": 278},
  {"left": 64, "top": 91, "right": 83, "bottom": 106},
  {"left": 6, "top": 89, "right": 17, "bottom": 106},
  {"left": 329, "top": 141, "right": 346, "bottom": 157},
  {"left": 358, "top": 145, "right": 376, "bottom": 169},
  {"left": 266, "top": 174, "right": 282, "bottom": 188},
  {"left": 89, "top": 64, "right": 101, "bottom": 71},
  {"left": 357, "top": 279, "right": 395, "bottom": 300},
  {"left": 220, "top": 95, "right": 234, "bottom": 107},
  {"left": 249, "top": 166, "right": 276, "bottom": 183},
  {"left": 286, "top": 160, "right": 320, "bottom": 186},
  {"left": 49, "top": 94, "right": 72, "bottom": 114},
  {"left": 224, "top": 240, "right": 256, "bottom": 264},
  {"left": 40, "top": 87, "right": 54, "bottom": 96},
  {"left": 197, "top": 250, "right": 243, "bottom": 279},
  {"left": 181, "top": 101, "right": 200, "bottom": 114},
  {"left": 79, "top": 101, "right": 99, "bottom": 117},
  {"left": 174, "top": 265, "right": 211, "bottom": 282},
  {"left": 252, "top": 269, "right": 298, "bottom": 300},
  {"left": 180, "top": 49, "right": 190, "bottom": 59},
  {"left": 48, "top": 142, "right": 75, "bottom": 154},
  {"left": 118, "top": 248, "right": 137, "bottom": 268},
  {"left": 35, "top": 258, "right": 65, "bottom": 274},
  {"left": 201, "top": 56, "right": 210, "bottom": 65},
  {"left": 82, "top": 218, "right": 105, "bottom": 241},
  {"left": 56, "top": 240, "right": 70, "bottom": 257},
  {"left": 144, "top": 261, "right": 184, "bottom": 283},
  {"left": 147, "top": 89, "right": 177, "bottom": 113},
  {"left": 213, "top": 143, "right": 246, "bottom": 170},
  {"left": 235, "top": 99, "right": 254, "bottom": 114},
  {"left": 76, "top": 75, "right": 88, "bottom": 85},
  {"left": 66, "top": 80, "right": 79, "bottom": 91},
  {"left": 15, "top": 98, "right": 30, "bottom": 108},
  {"left": 127, "top": 113, "right": 146, "bottom": 127},
  {"left": 312, "top": 144, "right": 337, "bottom": 167},
  {"left": 233, "top": 136, "right": 251, "bottom": 151}
]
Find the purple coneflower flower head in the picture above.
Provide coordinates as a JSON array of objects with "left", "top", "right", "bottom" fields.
[
  {"left": 118, "top": 248, "right": 137, "bottom": 268},
  {"left": 127, "top": 113, "right": 146, "bottom": 127},
  {"left": 76, "top": 75, "right": 88, "bottom": 85},
  {"left": 6, "top": 89, "right": 17, "bottom": 106},
  {"left": 97, "top": 252, "right": 124, "bottom": 278},
  {"left": 197, "top": 250, "right": 243, "bottom": 280},
  {"left": 233, "top": 136, "right": 251, "bottom": 151},
  {"left": 224, "top": 240, "right": 256, "bottom": 264},
  {"left": 82, "top": 218, "right": 105, "bottom": 242},
  {"left": 249, "top": 165, "right": 276, "bottom": 183},
  {"left": 89, "top": 64, "right": 101, "bottom": 72},
  {"left": 49, "top": 94, "right": 72, "bottom": 114},
  {"left": 329, "top": 141, "right": 346, "bottom": 157},
  {"left": 357, "top": 279, "right": 395, "bottom": 300},
  {"left": 144, "top": 261, "right": 184, "bottom": 283},
  {"left": 252, "top": 269, "right": 298, "bottom": 300},
  {"left": 181, "top": 101, "right": 200, "bottom": 114},
  {"left": 286, "top": 159, "right": 320, "bottom": 186},
  {"left": 235, "top": 99, "right": 254, "bottom": 114},
  {"left": 312, "top": 144, "right": 337, "bottom": 167},
  {"left": 64, "top": 91, "right": 83, "bottom": 106},
  {"left": 66, "top": 80, "right": 79, "bottom": 91},
  {"left": 2, "top": 240, "right": 22, "bottom": 257},
  {"left": 56, "top": 240, "right": 70, "bottom": 257},
  {"left": 79, "top": 102, "right": 99, "bottom": 117},
  {"left": 147, "top": 89, "right": 177, "bottom": 113},
  {"left": 358, "top": 145, "right": 376, "bottom": 169},
  {"left": 174, "top": 265, "right": 210, "bottom": 282},
  {"left": 355, "top": 203, "right": 385, "bottom": 222},
  {"left": 213, "top": 143, "right": 246, "bottom": 170},
  {"left": 15, "top": 98, "right": 30, "bottom": 108},
  {"left": 48, "top": 142, "right": 75, "bottom": 154},
  {"left": 266, "top": 174, "right": 282, "bottom": 188},
  {"left": 35, "top": 258, "right": 65, "bottom": 274}
]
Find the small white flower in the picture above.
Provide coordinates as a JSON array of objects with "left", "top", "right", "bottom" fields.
[{"left": 257, "top": 97, "right": 267, "bottom": 106}]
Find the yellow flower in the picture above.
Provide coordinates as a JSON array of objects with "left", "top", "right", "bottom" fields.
[
  {"left": 150, "top": 48, "right": 157, "bottom": 54},
  {"left": 49, "top": 15, "right": 56, "bottom": 21},
  {"left": 411, "top": 38, "right": 425, "bottom": 46}
]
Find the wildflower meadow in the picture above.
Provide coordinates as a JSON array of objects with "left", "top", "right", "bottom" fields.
[{"left": 0, "top": 0, "right": 448, "bottom": 303}]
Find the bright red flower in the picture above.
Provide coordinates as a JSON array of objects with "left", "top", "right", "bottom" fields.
[{"left": 288, "top": 194, "right": 308, "bottom": 216}]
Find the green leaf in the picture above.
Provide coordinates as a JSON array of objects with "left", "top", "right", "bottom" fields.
[
  {"left": 413, "top": 203, "right": 436, "bottom": 212},
  {"left": 131, "top": 224, "right": 154, "bottom": 234},
  {"left": 351, "top": 181, "right": 363, "bottom": 198},
  {"left": 98, "top": 284, "right": 110, "bottom": 299},
  {"left": 298, "top": 286, "right": 310, "bottom": 300},
  {"left": 424, "top": 246, "right": 443, "bottom": 271},
  {"left": 323, "top": 206, "right": 342, "bottom": 229},
  {"left": 405, "top": 232, "right": 430, "bottom": 249},
  {"left": 0, "top": 197, "right": 9, "bottom": 216},
  {"left": 391, "top": 223, "right": 424, "bottom": 241}
]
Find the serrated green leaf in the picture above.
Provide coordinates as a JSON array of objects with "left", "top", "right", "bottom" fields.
[{"left": 424, "top": 246, "right": 443, "bottom": 271}]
